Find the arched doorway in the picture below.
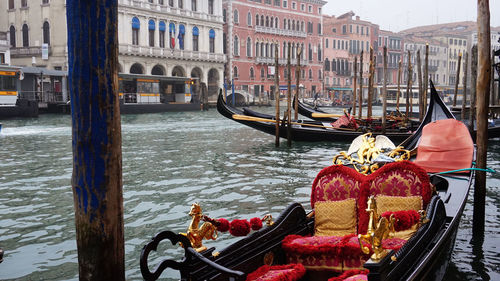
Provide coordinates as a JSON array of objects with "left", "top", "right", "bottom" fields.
[
  {"left": 171, "top": 66, "right": 185, "bottom": 77},
  {"left": 130, "top": 63, "right": 144, "bottom": 74},
  {"left": 151, "top": 64, "right": 165, "bottom": 76},
  {"left": 190, "top": 67, "right": 203, "bottom": 102},
  {"left": 207, "top": 68, "right": 220, "bottom": 98}
]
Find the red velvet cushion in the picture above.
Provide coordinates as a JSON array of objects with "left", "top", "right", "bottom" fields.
[
  {"left": 328, "top": 269, "right": 369, "bottom": 281},
  {"left": 282, "top": 235, "right": 343, "bottom": 255},
  {"left": 382, "top": 237, "right": 407, "bottom": 251},
  {"left": 246, "top": 264, "right": 306, "bottom": 281}
]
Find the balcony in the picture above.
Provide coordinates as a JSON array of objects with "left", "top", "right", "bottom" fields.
[
  {"left": 255, "top": 57, "right": 309, "bottom": 66},
  {"left": 119, "top": 0, "right": 222, "bottom": 22},
  {"left": 255, "top": 26, "right": 306, "bottom": 38},
  {"left": 10, "top": 46, "right": 49, "bottom": 57},
  {"left": 119, "top": 44, "right": 226, "bottom": 63}
]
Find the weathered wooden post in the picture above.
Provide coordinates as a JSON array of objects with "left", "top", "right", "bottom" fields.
[
  {"left": 382, "top": 46, "right": 388, "bottom": 133},
  {"left": 453, "top": 52, "right": 462, "bottom": 107},
  {"left": 423, "top": 44, "right": 429, "bottom": 114},
  {"left": 353, "top": 56, "right": 358, "bottom": 116},
  {"left": 461, "top": 52, "right": 469, "bottom": 120},
  {"left": 469, "top": 45, "right": 478, "bottom": 132},
  {"left": 406, "top": 51, "right": 412, "bottom": 119},
  {"left": 397, "top": 60, "right": 402, "bottom": 111},
  {"left": 417, "top": 50, "right": 423, "bottom": 121},
  {"left": 367, "top": 47, "right": 374, "bottom": 119},
  {"left": 274, "top": 44, "right": 280, "bottom": 147},
  {"left": 358, "top": 50, "right": 364, "bottom": 119},
  {"left": 287, "top": 42, "right": 292, "bottom": 147},
  {"left": 67, "top": 0, "right": 125, "bottom": 280},
  {"left": 294, "top": 47, "right": 302, "bottom": 120},
  {"left": 474, "top": 0, "right": 490, "bottom": 236}
]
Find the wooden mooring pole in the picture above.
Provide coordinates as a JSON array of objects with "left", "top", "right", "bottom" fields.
[
  {"left": 67, "top": 0, "right": 125, "bottom": 279},
  {"left": 287, "top": 42, "right": 292, "bottom": 147},
  {"left": 353, "top": 56, "right": 358, "bottom": 116},
  {"left": 461, "top": 52, "right": 469, "bottom": 121},
  {"left": 358, "top": 51, "right": 364, "bottom": 120},
  {"left": 274, "top": 44, "right": 280, "bottom": 147},
  {"left": 417, "top": 50, "right": 423, "bottom": 121},
  {"left": 367, "top": 47, "right": 374, "bottom": 119},
  {"left": 397, "top": 60, "right": 402, "bottom": 111},
  {"left": 406, "top": 51, "right": 412, "bottom": 119},
  {"left": 453, "top": 52, "right": 462, "bottom": 107},
  {"left": 294, "top": 47, "right": 302, "bottom": 120},
  {"left": 423, "top": 44, "right": 429, "bottom": 114},
  {"left": 469, "top": 45, "right": 478, "bottom": 133},
  {"left": 474, "top": 0, "right": 490, "bottom": 236},
  {"left": 382, "top": 46, "right": 388, "bottom": 133}
]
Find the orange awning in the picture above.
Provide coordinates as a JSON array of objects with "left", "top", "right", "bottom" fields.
[{"left": 414, "top": 119, "right": 474, "bottom": 173}]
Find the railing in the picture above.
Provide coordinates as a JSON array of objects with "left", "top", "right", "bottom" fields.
[
  {"left": 119, "top": 0, "right": 222, "bottom": 22},
  {"left": 119, "top": 44, "right": 226, "bottom": 63},
  {"left": 19, "top": 91, "right": 65, "bottom": 103},
  {"left": 255, "top": 57, "right": 309, "bottom": 66},
  {"left": 10, "top": 46, "right": 48, "bottom": 57},
  {"left": 255, "top": 26, "right": 306, "bottom": 38}
]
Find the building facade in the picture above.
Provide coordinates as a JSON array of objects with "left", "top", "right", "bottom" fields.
[
  {"left": 0, "top": 32, "right": 11, "bottom": 65},
  {"left": 2, "top": 0, "right": 226, "bottom": 100},
  {"left": 376, "top": 30, "right": 403, "bottom": 85},
  {"left": 223, "top": 0, "right": 326, "bottom": 103}
]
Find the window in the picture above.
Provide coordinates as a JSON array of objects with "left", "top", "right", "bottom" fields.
[
  {"left": 9, "top": 0, "right": 14, "bottom": 9},
  {"left": 308, "top": 69, "right": 312, "bottom": 79},
  {"left": 223, "top": 33, "right": 227, "bottom": 54},
  {"left": 366, "top": 28, "right": 369, "bottom": 35},
  {"left": 178, "top": 0, "right": 183, "bottom": 9},
  {"left": 247, "top": 12, "right": 252, "bottom": 26},
  {"left": 332, "top": 39, "right": 335, "bottom": 49},
  {"left": 266, "top": 16, "right": 269, "bottom": 27},
  {"left": 332, "top": 59, "right": 336, "bottom": 71},
  {"left": 192, "top": 26, "right": 199, "bottom": 51},
  {"left": 234, "top": 9, "right": 239, "bottom": 24},
  {"left": 283, "top": 0, "right": 287, "bottom": 8},
  {"left": 132, "top": 17, "right": 140, "bottom": 45},
  {"left": 308, "top": 43, "right": 312, "bottom": 60},
  {"left": 324, "top": 58, "right": 330, "bottom": 71},
  {"left": 301, "top": 4, "right": 304, "bottom": 10},
  {"left": 22, "top": 24, "right": 29, "bottom": 47},
  {"left": 148, "top": 20, "right": 155, "bottom": 47},
  {"left": 246, "top": 37, "right": 252, "bottom": 57},
  {"left": 318, "top": 44, "right": 322, "bottom": 61},
  {"left": 9, "top": 26, "right": 16, "bottom": 47},
  {"left": 274, "top": 0, "right": 280, "bottom": 6},
  {"left": 342, "top": 25, "right": 346, "bottom": 34},
  {"left": 350, "top": 25, "right": 352, "bottom": 33},
  {"left": 325, "top": 39, "right": 328, "bottom": 49},
  {"left": 292, "top": 2, "right": 296, "bottom": 9},
  {"left": 208, "top": 0, "right": 214, "bottom": 14},
  {"left": 159, "top": 21, "right": 166, "bottom": 48},
  {"left": 255, "top": 42, "right": 260, "bottom": 57},
  {"left": 318, "top": 70, "right": 322, "bottom": 79},
  {"left": 233, "top": 35, "right": 239, "bottom": 56},
  {"left": 261, "top": 68, "right": 265, "bottom": 78},
  {"left": 169, "top": 23, "right": 175, "bottom": 48},
  {"left": 233, "top": 66, "right": 238, "bottom": 78},
  {"left": 191, "top": 0, "right": 196, "bottom": 11},
  {"left": 308, "top": 5, "right": 312, "bottom": 12},
  {"left": 169, "top": 0, "right": 173, "bottom": 6},
  {"left": 209, "top": 29, "right": 215, "bottom": 53},
  {"left": 43, "top": 21, "right": 50, "bottom": 45},
  {"left": 159, "top": 0, "right": 164, "bottom": 4},
  {"left": 148, "top": 0, "right": 153, "bottom": 3},
  {"left": 317, "top": 23, "right": 321, "bottom": 35},
  {"left": 223, "top": 9, "right": 227, "bottom": 22},
  {"left": 260, "top": 15, "right": 264, "bottom": 26},
  {"left": 21, "top": 0, "right": 27, "bottom": 8}
]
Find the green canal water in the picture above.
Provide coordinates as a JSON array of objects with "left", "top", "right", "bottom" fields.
[{"left": 0, "top": 108, "right": 498, "bottom": 280}]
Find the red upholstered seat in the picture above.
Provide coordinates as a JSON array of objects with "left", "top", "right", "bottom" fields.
[
  {"left": 327, "top": 269, "right": 369, "bottom": 281},
  {"left": 246, "top": 264, "right": 306, "bottom": 281}
]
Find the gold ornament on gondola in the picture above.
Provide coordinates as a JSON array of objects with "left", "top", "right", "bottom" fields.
[
  {"left": 332, "top": 133, "right": 411, "bottom": 174},
  {"left": 182, "top": 203, "right": 218, "bottom": 252}
]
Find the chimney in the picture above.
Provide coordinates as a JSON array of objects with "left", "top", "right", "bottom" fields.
[{"left": 356, "top": 16, "right": 360, "bottom": 21}]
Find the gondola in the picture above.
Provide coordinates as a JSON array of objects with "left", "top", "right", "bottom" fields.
[
  {"left": 140, "top": 83, "right": 475, "bottom": 281},
  {"left": 214, "top": 90, "right": 448, "bottom": 143}
]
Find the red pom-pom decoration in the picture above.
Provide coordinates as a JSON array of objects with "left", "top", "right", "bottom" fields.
[
  {"left": 216, "top": 218, "right": 230, "bottom": 232},
  {"left": 249, "top": 217, "right": 263, "bottom": 231},
  {"left": 229, "top": 219, "right": 251, "bottom": 236},
  {"left": 381, "top": 210, "right": 420, "bottom": 231}
]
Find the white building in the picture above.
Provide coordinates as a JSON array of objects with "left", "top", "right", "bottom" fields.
[
  {"left": 0, "top": 32, "right": 11, "bottom": 65},
  {"left": 1, "top": 0, "right": 226, "bottom": 99}
]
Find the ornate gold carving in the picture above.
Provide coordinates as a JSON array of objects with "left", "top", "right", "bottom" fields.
[
  {"left": 263, "top": 251, "right": 274, "bottom": 265},
  {"left": 262, "top": 214, "right": 274, "bottom": 226},
  {"left": 358, "top": 196, "right": 396, "bottom": 261},
  {"left": 185, "top": 203, "right": 218, "bottom": 252}
]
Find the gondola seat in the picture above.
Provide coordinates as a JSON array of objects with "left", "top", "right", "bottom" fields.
[
  {"left": 246, "top": 263, "right": 306, "bottom": 281},
  {"left": 282, "top": 161, "right": 431, "bottom": 273}
]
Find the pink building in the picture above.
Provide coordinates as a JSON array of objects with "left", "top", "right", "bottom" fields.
[
  {"left": 322, "top": 12, "right": 378, "bottom": 103},
  {"left": 376, "top": 30, "right": 404, "bottom": 85},
  {"left": 223, "top": 0, "right": 326, "bottom": 103}
]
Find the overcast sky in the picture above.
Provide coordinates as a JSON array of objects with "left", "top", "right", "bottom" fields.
[{"left": 323, "top": 0, "right": 500, "bottom": 32}]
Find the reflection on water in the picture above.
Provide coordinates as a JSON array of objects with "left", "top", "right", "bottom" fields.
[{"left": 0, "top": 109, "right": 498, "bottom": 280}]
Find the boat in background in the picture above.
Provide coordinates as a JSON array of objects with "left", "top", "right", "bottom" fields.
[{"left": 0, "top": 66, "right": 38, "bottom": 119}]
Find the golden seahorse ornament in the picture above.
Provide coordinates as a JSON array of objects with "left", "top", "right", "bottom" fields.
[{"left": 184, "top": 203, "right": 218, "bottom": 252}]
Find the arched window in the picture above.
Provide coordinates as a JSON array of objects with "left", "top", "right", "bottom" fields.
[
  {"left": 178, "top": 24, "right": 185, "bottom": 50},
  {"left": 233, "top": 66, "right": 238, "bottom": 78},
  {"left": 191, "top": 0, "right": 197, "bottom": 11},
  {"left": 317, "top": 44, "right": 322, "bottom": 61},
  {"left": 42, "top": 21, "right": 50, "bottom": 45},
  {"left": 208, "top": 0, "right": 214, "bottom": 14},
  {"left": 255, "top": 14, "right": 259, "bottom": 26},
  {"left": 275, "top": 17, "right": 279, "bottom": 28},
  {"left": 8, "top": 0, "right": 14, "bottom": 9},
  {"left": 301, "top": 21, "right": 305, "bottom": 32},
  {"left": 233, "top": 9, "right": 239, "bottom": 24},
  {"left": 265, "top": 16, "right": 269, "bottom": 27},
  {"left": 132, "top": 17, "right": 140, "bottom": 45},
  {"left": 260, "top": 68, "right": 265, "bottom": 78},
  {"left": 233, "top": 35, "right": 239, "bottom": 56},
  {"left": 223, "top": 9, "right": 227, "bottom": 22},
  {"left": 332, "top": 59, "right": 336, "bottom": 71},
  {"left": 246, "top": 37, "right": 252, "bottom": 57},
  {"left": 283, "top": 18, "right": 287, "bottom": 30},
  {"left": 169, "top": 23, "right": 176, "bottom": 48},
  {"left": 292, "top": 20, "right": 295, "bottom": 31},
  {"left": 9, "top": 25, "right": 16, "bottom": 48},
  {"left": 318, "top": 69, "right": 322, "bottom": 79},
  {"left": 159, "top": 21, "right": 166, "bottom": 48},
  {"left": 22, "top": 24, "right": 29, "bottom": 47},
  {"left": 308, "top": 43, "right": 312, "bottom": 60},
  {"left": 250, "top": 67, "right": 254, "bottom": 78},
  {"left": 192, "top": 26, "right": 199, "bottom": 51},
  {"left": 255, "top": 42, "right": 260, "bottom": 57},
  {"left": 260, "top": 15, "right": 264, "bottom": 26},
  {"left": 178, "top": 0, "right": 183, "bottom": 9},
  {"left": 247, "top": 12, "right": 252, "bottom": 26},
  {"left": 209, "top": 29, "right": 215, "bottom": 53},
  {"left": 309, "top": 69, "right": 312, "bottom": 79},
  {"left": 270, "top": 17, "right": 274, "bottom": 28},
  {"left": 265, "top": 43, "right": 269, "bottom": 57},
  {"left": 324, "top": 58, "right": 330, "bottom": 71},
  {"left": 148, "top": 19, "right": 155, "bottom": 47}
]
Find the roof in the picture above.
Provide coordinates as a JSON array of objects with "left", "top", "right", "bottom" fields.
[{"left": 21, "top": 66, "right": 67, "bottom": 76}]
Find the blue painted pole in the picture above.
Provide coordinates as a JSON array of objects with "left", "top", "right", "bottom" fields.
[
  {"left": 67, "top": 0, "right": 125, "bottom": 279},
  {"left": 224, "top": 82, "right": 227, "bottom": 102},
  {"left": 232, "top": 78, "right": 235, "bottom": 106}
]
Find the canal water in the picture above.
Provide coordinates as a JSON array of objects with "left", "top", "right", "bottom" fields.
[{"left": 0, "top": 107, "right": 498, "bottom": 280}]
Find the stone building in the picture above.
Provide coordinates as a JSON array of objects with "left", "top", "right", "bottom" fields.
[
  {"left": 376, "top": 30, "right": 403, "bottom": 85},
  {"left": 223, "top": 0, "right": 326, "bottom": 104},
  {"left": 0, "top": 32, "right": 11, "bottom": 65},
  {"left": 1, "top": 0, "right": 226, "bottom": 100}
]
